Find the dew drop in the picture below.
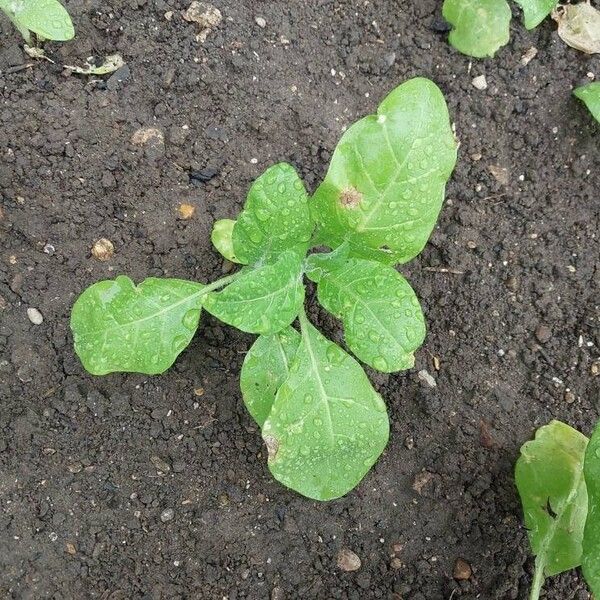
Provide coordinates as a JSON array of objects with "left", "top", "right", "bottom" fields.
[
  {"left": 372, "top": 356, "right": 388, "bottom": 371},
  {"left": 182, "top": 308, "right": 201, "bottom": 331}
]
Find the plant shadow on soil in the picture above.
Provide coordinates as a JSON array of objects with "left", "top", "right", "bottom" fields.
[{"left": 0, "top": 1, "right": 598, "bottom": 598}]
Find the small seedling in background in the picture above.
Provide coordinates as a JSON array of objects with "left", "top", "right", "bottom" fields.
[
  {"left": 442, "top": 0, "right": 600, "bottom": 57},
  {"left": 0, "top": 0, "right": 74, "bottom": 44},
  {"left": 70, "top": 77, "right": 458, "bottom": 501},
  {"left": 515, "top": 419, "right": 600, "bottom": 599},
  {"left": 574, "top": 82, "right": 600, "bottom": 123}
]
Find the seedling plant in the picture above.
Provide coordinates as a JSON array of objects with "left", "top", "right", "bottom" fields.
[
  {"left": 71, "top": 77, "right": 458, "bottom": 501},
  {"left": 0, "top": 0, "right": 74, "bottom": 43},
  {"left": 516, "top": 419, "right": 600, "bottom": 599}
]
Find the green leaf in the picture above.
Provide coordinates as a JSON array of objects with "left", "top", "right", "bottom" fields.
[
  {"left": 211, "top": 219, "right": 241, "bottom": 263},
  {"left": 310, "top": 77, "right": 457, "bottom": 266},
  {"left": 306, "top": 253, "right": 425, "bottom": 372},
  {"left": 582, "top": 421, "right": 600, "bottom": 596},
  {"left": 71, "top": 276, "right": 205, "bottom": 375},
  {"left": 240, "top": 326, "right": 301, "bottom": 427},
  {"left": 4, "top": 0, "right": 75, "bottom": 41},
  {"left": 203, "top": 250, "right": 305, "bottom": 335},
  {"left": 514, "top": 0, "right": 558, "bottom": 29},
  {"left": 233, "top": 163, "right": 313, "bottom": 265},
  {"left": 574, "top": 82, "right": 600, "bottom": 124},
  {"left": 442, "top": 0, "right": 511, "bottom": 58},
  {"left": 515, "top": 420, "right": 588, "bottom": 600},
  {"left": 262, "top": 312, "right": 389, "bottom": 501}
]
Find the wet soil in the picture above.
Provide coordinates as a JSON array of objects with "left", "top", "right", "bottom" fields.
[{"left": 0, "top": 1, "right": 599, "bottom": 598}]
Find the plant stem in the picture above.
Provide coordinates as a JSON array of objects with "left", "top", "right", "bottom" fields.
[
  {"left": 200, "top": 272, "right": 240, "bottom": 296},
  {"left": 529, "top": 557, "right": 545, "bottom": 600}
]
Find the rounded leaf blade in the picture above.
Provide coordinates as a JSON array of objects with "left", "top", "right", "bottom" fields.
[
  {"left": 71, "top": 276, "right": 205, "bottom": 375},
  {"left": 202, "top": 250, "right": 305, "bottom": 335},
  {"left": 262, "top": 315, "right": 390, "bottom": 501},
  {"left": 233, "top": 163, "right": 313, "bottom": 264},
  {"left": 306, "top": 254, "right": 425, "bottom": 372},
  {"left": 16, "top": 0, "right": 75, "bottom": 41},
  {"left": 310, "top": 77, "right": 457, "bottom": 265},
  {"left": 442, "top": 0, "right": 511, "bottom": 58},
  {"left": 240, "top": 326, "right": 301, "bottom": 427}
]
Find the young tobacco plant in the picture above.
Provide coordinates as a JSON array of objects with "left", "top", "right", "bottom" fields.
[
  {"left": 515, "top": 419, "right": 600, "bottom": 599},
  {"left": 70, "top": 77, "right": 458, "bottom": 501},
  {"left": 0, "top": 0, "right": 74, "bottom": 44},
  {"left": 442, "top": 0, "right": 558, "bottom": 58}
]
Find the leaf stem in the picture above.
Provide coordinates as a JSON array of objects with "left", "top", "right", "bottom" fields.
[
  {"left": 529, "top": 556, "right": 545, "bottom": 600},
  {"left": 200, "top": 272, "right": 240, "bottom": 296}
]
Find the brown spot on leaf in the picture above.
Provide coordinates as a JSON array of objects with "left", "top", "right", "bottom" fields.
[
  {"left": 339, "top": 187, "right": 362, "bottom": 208},
  {"left": 263, "top": 435, "right": 279, "bottom": 461}
]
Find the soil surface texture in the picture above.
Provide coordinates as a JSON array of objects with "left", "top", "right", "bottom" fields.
[{"left": 1, "top": 1, "right": 599, "bottom": 599}]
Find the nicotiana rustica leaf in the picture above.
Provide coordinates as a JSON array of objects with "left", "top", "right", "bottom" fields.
[
  {"left": 71, "top": 276, "right": 205, "bottom": 375},
  {"left": 310, "top": 77, "right": 457, "bottom": 265},
  {"left": 233, "top": 163, "right": 313, "bottom": 264},
  {"left": 306, "top": 252, "right": 425, "bottom": 372},
  {"left": 240, "top": 326, "right": 301, "bottom": 427},
  {"left": 515, "top": 420, "right": 588, "bottom": 600},
  {"left": 442, "top": 0, "right": 511, "bottom": 58},
  {"left": 202, "top": 250, "right": 304, "bottom": 335},
  {"left": 262, "top": 312, "right": 389, "bottom": 501}
]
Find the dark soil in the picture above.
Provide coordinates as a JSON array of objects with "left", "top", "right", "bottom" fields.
[{"left": 1, "top": 0, "right": 599, "bottom": 598}]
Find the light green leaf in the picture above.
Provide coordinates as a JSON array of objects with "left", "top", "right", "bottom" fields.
[
  {"left": 574, "top": 82, "right": 600, "bottom": 124},
  {"left": 233, "top": 163, "right": 313, "bottom": 265},
  {"left": 240, "top": 326, "right": 301, "bottom": 427},
  {"left": 515, "top": 420, "right": 588, "bottom": 600},
  {"left": 442, "top": 0, "right": 511, "bottom": 58},
  {"left": 262, "top": 312, "right": 389, "bottom": 501},
  {"left": 582, "top": 421, "right": 600, "bottom": 596},
  {"left": 306, "top": 253, "right": 425, "bottom": 372},
  {"left": 211, "top": 219, "right": 241, "bottom": 263},
  {"left": 71, "top": 276, "right": 205, "bottom": 375},
  {"left": 514, "top": 0, "right": 558, "bottom": 29},
  {"left": 203, "top": 250, "right": 304, "bottom": 335},
  {"left": 2, "top": 0, "right": 75, "bottom": 41},
  {"left": 310, "top": 77, "right": 457, "bottom": 266}
]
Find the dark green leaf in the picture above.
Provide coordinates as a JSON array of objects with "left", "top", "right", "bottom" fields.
[
  {"left": 202, "top": 250, "right": 305, "bottom": 335},
  {"left": 262, "top": 313, "right": 389, "bottom": 501},
  {"left": 310, "top": 77, "right": 457, "bottom": 265},
  {"left": 240, "top": 326, "right": 301, "bottom": 427},
  {"left": 71, "top": 276, "right": 205, "bottom": 375}
]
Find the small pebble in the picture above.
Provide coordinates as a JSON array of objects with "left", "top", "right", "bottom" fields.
[
  {"left": 43, "top": 243, "right": 55, "bottom": 255},
  {"left": 150, "top": 456, "right": 171, "bottom": 473},
  {"left": 27, "top": 307, "right": 43, "bottom": 325},
  {"left": 453, "top": 558, "right": 472, "bottom": 580},
  {"left": 337, "top": 548, "right": 361, "bottom": 572},
  {"left": 565, "top": 391, "right": 576, "bottom": 404},
  {"left": 255, "top": 16, "right": 266, "bottom": 28},
  {"left": 390, "top": 557, "right": 403, "bottom": 570},
  {"left": 160, "top": 508, "right": 174, "bottom": 522},
  {"left": 92, "top": 238, "right": 114, "bottom": 261},
  {"left": 418, "top": 369, "right": 437, "bottom": 388},
  {"left": 535, "top": 324, "right": 552, "bottom": 344},
  {"left": 178, "top": 203, "right": 196, "bottom": 220},
  {"left": 471, "top": 75, "right": 488, "bottom": 90}
]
